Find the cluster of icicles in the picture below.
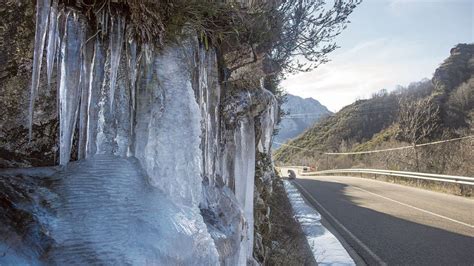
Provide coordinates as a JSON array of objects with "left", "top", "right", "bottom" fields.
[
  {"left": 25, "top": 1, "right": 280, "bottom": 263},
  {"left": 28, "top": 0, "right": 158, "bottom": 165}
]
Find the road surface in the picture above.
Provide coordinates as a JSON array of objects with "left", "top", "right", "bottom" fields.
[{"left": 284, "top": 169, "right": 474, "bottom": 265}]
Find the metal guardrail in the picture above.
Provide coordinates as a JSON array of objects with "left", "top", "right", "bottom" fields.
[{"left": 302, "top": 168, "right": 474, "bottom": 186}]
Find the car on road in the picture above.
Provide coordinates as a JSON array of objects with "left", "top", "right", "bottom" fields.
[
  {"left": 302, "top": 166, "right": 309, "bottom": 172},
  {"left": 287, "top": 170, "right": 296, "bottom": 179}
]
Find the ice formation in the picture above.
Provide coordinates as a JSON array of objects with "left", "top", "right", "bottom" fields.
[
  {"left": 28, "top": 0, "right": 51, "bottom": 139},
  {"left": 58, "top": 11, "right": 85, "bottom": 165},
  {"left": 19, "top": 2, "right": 279, "bottom": 264},
  {"left": 234, "top": 116, "right": 257, "bottom": 265},
  {"left": 283, "top": 180, "right": 355, "bottom": 265},
  {"left": 49, "top": 155, "right": 219, "bottom": 265},
  {"left": 46, "top": 0, "right": 58, "bottom": 90},
  {"left": 107, "top": 14, "right": 125, "bottom": 111}
]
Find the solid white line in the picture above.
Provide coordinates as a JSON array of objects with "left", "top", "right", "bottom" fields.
[
  {"left": 292, "top": 181, "right": 386, "bottom": 266},
  {"left": 351, "top": 186, "right": 474, "bottom": 229}
]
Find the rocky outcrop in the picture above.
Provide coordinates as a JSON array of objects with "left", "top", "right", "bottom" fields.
[
  {"left": 433, "top": 43, "right": 474, "bottom": 97},
  {"left": 432, "top": 43, "right": 474, "bottom": 129}
]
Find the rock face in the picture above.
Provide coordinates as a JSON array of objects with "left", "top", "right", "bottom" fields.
[
  {"left": 0, "top": 1, "right": 279, "bottom": 265},
  {"left": 433, "top": 43, "right": 474, "bottom": 96},
  {"left": 0, "top": 1, "right": 58, "bottom": 168},
  {"left": 433, "top": 43, "right": 474, "bottom": 128},
  {"left": 274, "top": 94, "right": 331, "bottom": 148}
]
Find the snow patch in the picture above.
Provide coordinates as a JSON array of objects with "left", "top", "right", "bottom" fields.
[{"left": 283, "top": 180, "right": 355, "bottom": 266}]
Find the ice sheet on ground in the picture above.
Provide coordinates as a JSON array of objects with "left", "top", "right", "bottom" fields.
[{"left": 283, "top": 180, "right": 355, "bottom": 266}]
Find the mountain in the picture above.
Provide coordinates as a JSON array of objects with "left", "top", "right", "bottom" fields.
[
  {"left": 274, "top": 94, "right": 332, "bottom": 148},
  {"left": 274, "top": 43, "right": 474, "bottom": 175}
]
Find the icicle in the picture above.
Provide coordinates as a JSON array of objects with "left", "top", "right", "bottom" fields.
[
  {"left": 46, "top": 0, "right": 58, "bottom": 91},
  {"left": 234, "top": 116, "right": 256, "bottom": 265},
  {"left": 127, "top": 38, "right": 138, "bottom": 111},
  {"left": 85, "top": 39, "right": 106, "bottom": 158},
  {"left": 114, "top": 61, "right": 131, "bottom": 157},
  {"left": 28, "top": 0, "right": 51, "bottom": 139},
  {"left": 144, "top": 43, "right": 153, "bottom": 66},
  {"left": 100, "top": 10, "right": 106, "bottom": 37},
  {"left": 142, "top": 43, "right": 154, "bottom": 95},
  {"left": 258, "top": 95, "right": 278, "bottom": 153},
  {"left": 126, "top": 36, "right": 138, "bottom": 156},
  {"left": 58, "top": 11, "right": 85, "bottom": 165},
  {"left": 197, "top": 48, "right": 221, "bottom": 187},
  {"left": 105, "top": 11, "right": 109, "bottom": 36},
  {"left": 56, "top": 8, "right": 66, "bottom": 128},
  {"left": 78, "top": 33, "right": 94, "bottom": 159},
  {"left": 108, "top": 15, "right": 125, "bottom": 110}
]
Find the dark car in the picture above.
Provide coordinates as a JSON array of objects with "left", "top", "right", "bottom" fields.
[{"left": 287, "top": 169, "right": 296, "bottom": 180}]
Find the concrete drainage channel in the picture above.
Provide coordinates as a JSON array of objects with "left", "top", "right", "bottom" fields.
[{"left": 282, "top": 180, "right": 358, "bottom": 265}]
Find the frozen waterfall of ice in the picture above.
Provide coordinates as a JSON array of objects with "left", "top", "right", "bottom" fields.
[
  {"left": 49, "top": 155, "right": 219, "bottom": 265},
  {"left": 21, "top": 2, "right": 279, "bottom": 264},
  {"left": 139, "top": 44, "right": 204, "bottom": 207}
]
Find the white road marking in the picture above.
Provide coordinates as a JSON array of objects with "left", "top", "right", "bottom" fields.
[
  {"left": 292, "top": 181, "right": 386, "bottom": 266},
  {"left": 351, "top": 186, "right": 474, "bottom": 229}
]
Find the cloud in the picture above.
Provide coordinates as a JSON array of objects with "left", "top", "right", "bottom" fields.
[{"left": 282, "top": 38, "right": 443, "bottom": 112}]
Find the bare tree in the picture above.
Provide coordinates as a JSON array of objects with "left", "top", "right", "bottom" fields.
[
  {"left": 397, "top": 97, "right": 440, "bottom": 170},
  {"left": 270, "top": 0, "right": 362, "bottom": 73}
]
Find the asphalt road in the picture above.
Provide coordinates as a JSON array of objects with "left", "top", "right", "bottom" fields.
[{"left": 286, "top": 171, "right": 474, "bottom": 265}]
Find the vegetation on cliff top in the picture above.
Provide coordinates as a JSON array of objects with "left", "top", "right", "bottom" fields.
[{"left": 58, "top": 0, "right": 361, "bottom": 72}]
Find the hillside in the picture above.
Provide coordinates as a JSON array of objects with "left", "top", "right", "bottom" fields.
[
  {"left": 274, "top": 43, "right": 474, "bottom": 175},
  {"left": 274, "top": 94, "right": 331, "bottom": 148},
  {"left": 274, "top": 90, "right": 400, "bottom": 162}
]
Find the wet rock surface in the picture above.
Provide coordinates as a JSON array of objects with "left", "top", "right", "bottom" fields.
[{"left": 0, "top": 1, "right": 58, "bottom": 168}]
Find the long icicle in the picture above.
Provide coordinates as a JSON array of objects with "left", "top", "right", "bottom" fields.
[
  {"left": 28, "top": 0, "right": 51, "bottom": 140},
  {"left": 46, "top": 0, "right": 58, "bottom": 91},
  {"left": 78, "top": 30, "right": 94, "bottom": 159},
  {"left": 126, "top": 35, "right": 138, "bottom": 156},
  {"left": 86, "top": 38, "right": 106, "bottom": 158},
  {"left": 58, "top": 11, "right": 85, "bottom": 165},
  {"left": 108, "top": 14, "right": 125, "bottom": 111}
]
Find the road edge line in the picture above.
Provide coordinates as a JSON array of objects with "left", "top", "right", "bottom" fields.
[{"left": 292, "top": 180, "right": 387, "bottom": 266}]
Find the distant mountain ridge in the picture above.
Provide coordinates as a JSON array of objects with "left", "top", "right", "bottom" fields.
[{"left": 274, "top": 94, "right": 332, "bottom": 148}]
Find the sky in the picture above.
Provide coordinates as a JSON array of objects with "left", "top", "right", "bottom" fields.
[{"left": 282, "top": 0, "right": 474, "bottom": 112}]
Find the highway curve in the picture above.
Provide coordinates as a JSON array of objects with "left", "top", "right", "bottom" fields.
[{"left": 289, "top": 172, "right": 474, "bottom": 265}]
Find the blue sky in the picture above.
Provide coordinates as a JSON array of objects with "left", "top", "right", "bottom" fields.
[{"left": 282, "top": 0, "right": 474, "bottom": 112}]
